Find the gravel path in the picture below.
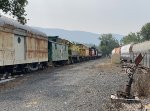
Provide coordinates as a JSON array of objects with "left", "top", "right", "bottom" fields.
[{"left": 0, "top": 58, "right": 127, "bottom": 111}]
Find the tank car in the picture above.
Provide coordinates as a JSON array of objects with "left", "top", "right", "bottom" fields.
[
  {"left": 120, "top": 44, "right": 134, "bottom": 62},
  {"left": 132, "top": 41, "right": 150, "bottom": 68}
]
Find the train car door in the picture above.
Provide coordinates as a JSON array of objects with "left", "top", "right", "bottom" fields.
[{"left": 14, "top": 35, "right": 25, "bottom": 61}]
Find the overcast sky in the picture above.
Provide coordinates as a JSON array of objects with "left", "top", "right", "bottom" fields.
[{"left": 24, "top": 0, "right": 150, "bottom": 35}]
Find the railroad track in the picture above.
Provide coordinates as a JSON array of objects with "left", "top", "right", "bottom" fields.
[{"left": 0, "top": 73, "right": 24, "bottom": 84}]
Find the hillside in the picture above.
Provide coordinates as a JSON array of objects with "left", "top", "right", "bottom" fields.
[{"left": 33, "top": 27, "right": 123, "bottom": 45}]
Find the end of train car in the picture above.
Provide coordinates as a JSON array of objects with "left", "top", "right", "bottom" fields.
[{"left": 48, "top": 36, "right": 69, "bottom": 66}]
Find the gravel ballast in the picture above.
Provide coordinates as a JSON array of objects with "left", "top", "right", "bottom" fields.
[{"left": 0, "top": 58, "right": 127, "bottom": 111}]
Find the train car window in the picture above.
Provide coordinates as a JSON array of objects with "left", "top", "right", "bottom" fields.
[
  {"left": 17, "top": 37, "right": 21, "bottom": 44},
  {"left": 55, "top": 44, "right": 57, "bottom": 49}
]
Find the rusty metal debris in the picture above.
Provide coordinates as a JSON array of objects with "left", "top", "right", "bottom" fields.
[{"left": 111, "top": 53, "right": 145, "bottom": 103}]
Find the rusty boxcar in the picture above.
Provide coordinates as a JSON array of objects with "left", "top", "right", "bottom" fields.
[{"left": 0, "top": 16, "right": 48, "bottom": 77}]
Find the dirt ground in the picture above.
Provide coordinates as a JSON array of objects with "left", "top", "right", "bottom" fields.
[{"left": 0, "top": 58, "right": 141, "bottom": 111}]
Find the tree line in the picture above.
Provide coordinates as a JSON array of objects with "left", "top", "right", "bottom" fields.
[
  {"left": 0, "top": 1, "right": 150, "bottom": 56},
  {"left": 99, "top": 23, "right": 150, "bottom": 56},
  {"left": 121, "top": 23, "right": 150, "bottom": 45}
]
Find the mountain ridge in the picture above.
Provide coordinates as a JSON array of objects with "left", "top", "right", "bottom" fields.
[{"left": 33, "top": 27, "right": 124, "bottom": 45}]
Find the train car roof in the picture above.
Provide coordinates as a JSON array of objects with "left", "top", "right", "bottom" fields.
[
  {"left": 132, "top": 40, "right": 150, "bottom": 53},
  {"left": 48, "top": 40, "right": 68, "bottom": 46},
  {"left": 121, "top": 43, "right": 134, "bottom": 54},
  {"left": 0, "top": 15, "right": 47, "bottom": 37}
]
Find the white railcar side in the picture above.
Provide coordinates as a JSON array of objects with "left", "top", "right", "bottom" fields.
[{"left": 0, "top": 16, "right": 48, "bottom": 75}]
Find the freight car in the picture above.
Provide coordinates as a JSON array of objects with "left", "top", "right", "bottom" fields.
[
  {"left": 48, "top": 36, "right": 69, "bottom": 66},
  {"left": 68, "top": 42, "right": 80, "bottom": 63},
  {"left": 120, "top": 43, "right": 134, "bottom": 62},
  {"left": 131, "top": 41, "right": 150, "bottom": 68},
  {"left": 50, "top": 38, "right": 81, "bottom": 63},
  {"left": 113, "top": 40, "right": 150, "bottom": 68},
  {"left": 89, "top": 47, "right": 98, "bottom": 59},
  {"left": 0, "top": 16, "right": 48, "bottom": 79},
  {"left": 76, "top": 44, "right": 89, "bottom": 61},
  {"left": 0, "top": 16, "right": 102, "bottom": 80}
]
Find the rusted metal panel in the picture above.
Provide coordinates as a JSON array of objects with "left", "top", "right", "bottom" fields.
[
  {"left": 132, "top": 41, "right": 150, "bottom": 53},
  {"left": 0, "top": 31, "right": 15, "bottom": 66},
  {"left": 26, "top": 37, "right": 36, "bottom": 61},
  {"left": 3, "top": 32, "right": 15, "bottom": 65},
  {"left": 37, "top": 38, "right": 48, "bottom": 62},
  {"left": 26, "top": 36, "right": 48, "bottom": 63}
]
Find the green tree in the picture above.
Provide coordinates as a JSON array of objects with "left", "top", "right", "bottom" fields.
[
  {"left": 140, "top": 23, "right": 150, "bottom": 41},
  {"left": 99, "top": 34, "right": 119, "bottom": 56},
  {"left": 120, "top": 32, "right": 141, "bottom": 45},
  {"left": 0, "top": 0, "right": 28, "bottom": 24}
]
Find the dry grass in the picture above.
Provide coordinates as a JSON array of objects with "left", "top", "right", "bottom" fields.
[
  {"left": 134, "top": 69, "right": 150, "bottom": 97},
  {"left": 95, "top": 63, "right": 113, "bottom": 68},
  {"left": 102, "top": 102, "right": 124, "bottom": 111}
]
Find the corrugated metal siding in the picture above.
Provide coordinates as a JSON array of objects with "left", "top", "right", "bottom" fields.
[
  {"left": 132, "top": 41, "right": 150, "bottom": 53},
  {"left": 131, "top": 53, "right": 150, "bottom": 68}
]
